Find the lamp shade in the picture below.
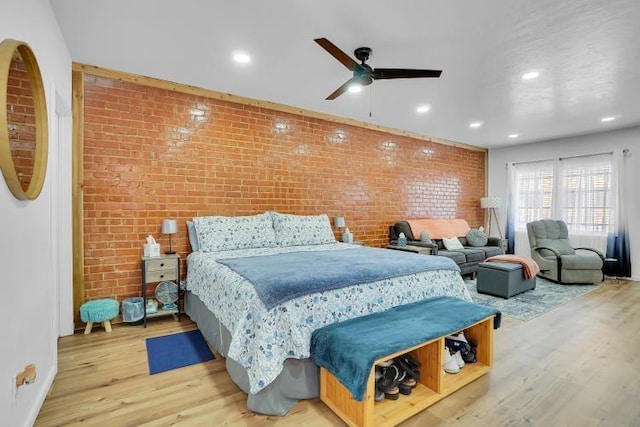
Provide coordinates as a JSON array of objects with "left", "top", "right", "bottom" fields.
[
  {"left": 334, "top": 216, "right": 346, "bottom": 228},
  {"left": 161, "top": 219, "right": 178, "bottom": 234},
  {"left": 480, "top": 197, "right": 503, "bottom": 209}
]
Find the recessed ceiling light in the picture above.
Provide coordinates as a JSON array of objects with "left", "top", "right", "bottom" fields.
[
  {"left": 508, "top": 133, "right": 519, "bottom": 138},
  {"left": 469, "top": 121, "right": 483, "bottom": 128},
  {"left": 348, "top": 84, "right": 362, "bottom": 93},
  {"left": 232, "top": 51, "right": 251, "bottom": 64},
  {"left": 416, "top": 104, "right": 431, "bottom": 114},
  {"left": 522, "top": 71, "right": 540, "bottom": 80},
  {"left": 601, "top": 116, "right": 616, "bottom": 122}
]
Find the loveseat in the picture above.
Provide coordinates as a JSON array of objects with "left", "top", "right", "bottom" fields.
[{"left": 389, "top": 219, "right": 503, "bottom": 277}]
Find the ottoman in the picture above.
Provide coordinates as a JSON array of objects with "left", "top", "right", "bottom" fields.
[
  {"left": 476, "top": 262, "right": 536, "bottom": 299},
  {"left": 80, "top": 298, "right": 119, "bottom": 334}
]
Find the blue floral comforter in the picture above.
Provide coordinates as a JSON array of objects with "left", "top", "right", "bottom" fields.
[{"left": 185, "top": 243, "right": 472, "bottom": 394}]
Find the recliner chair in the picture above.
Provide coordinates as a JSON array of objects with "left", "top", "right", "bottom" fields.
[{"left": 527, "top": 219, "right": 604, "bottom": 284}]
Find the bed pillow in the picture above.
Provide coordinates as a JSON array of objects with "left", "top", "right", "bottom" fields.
[
  {"left": 466, "top": 229, "right": 488, "bottom": 247},
  {"left": 442, "top": 236, "right": 464, "bottom": 250},
  {"left": 194, "top": 213, "right": 277, "bottom": 252},
  {"left": 186, "top": 221, "right": 200, "bottom": 252},
  {"left": 271, "top": 212, "right": 336, "bottom": 246}
]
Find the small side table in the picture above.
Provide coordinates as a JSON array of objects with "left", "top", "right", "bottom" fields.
[
  {"left": 602, "top": 257, "right": 618, "bottom": 282},
  {"left": 386, "top": 244, "right": 434, "bottom": 255},
  {"left": 141, "top": 254, "right": 181, "bottom": 327}
]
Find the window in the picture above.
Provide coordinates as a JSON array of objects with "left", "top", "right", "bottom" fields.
[
  {"left": 513, "top": 161, "right": 554, "bottom": 231},
  {"left": 512, "top": 154, "right": 613, "bottom": 235},
  {"left": 559, "top": 158, "right": 612, "bottom": 234}
]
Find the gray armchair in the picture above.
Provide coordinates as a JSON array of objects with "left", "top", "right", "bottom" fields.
[{"left": 527, "top": 219, "right": 604, "bottom": 284}]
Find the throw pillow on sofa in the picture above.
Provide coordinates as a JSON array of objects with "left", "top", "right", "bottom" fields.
[
  {"left": 466, "top": 229, "right": 488, "bottom": 247},
  {"left": 442, "top": 237, "right": 464, "bottom": 250}
]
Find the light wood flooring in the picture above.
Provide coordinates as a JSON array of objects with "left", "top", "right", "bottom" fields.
[{"left": 36, "top": 279, "right": 640, "bottom": 426}]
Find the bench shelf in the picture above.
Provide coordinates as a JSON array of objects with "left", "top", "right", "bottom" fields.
[{"left": 320, "top": 315, "right": 495, "bottom": 427}]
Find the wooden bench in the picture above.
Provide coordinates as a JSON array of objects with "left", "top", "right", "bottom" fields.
[{"left": 311, "top": 297, "right": 500, "bottom": 427}]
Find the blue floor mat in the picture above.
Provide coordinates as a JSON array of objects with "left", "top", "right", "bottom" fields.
[{"left": 145, "top": 329, "right": 214, "bottom": 374}]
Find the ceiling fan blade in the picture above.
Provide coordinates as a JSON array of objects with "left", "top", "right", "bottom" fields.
[
  {"left": 314, "top": 38, "right": 358, "bottom": 71},
  {"left": 373, "top": 68, "right": 442, "bottom": 79},
  {"left": 326, "top": 78, "right": 355, "bottom": 100}
]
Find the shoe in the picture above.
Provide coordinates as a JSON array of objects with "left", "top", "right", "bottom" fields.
[
  {"left": 375, "top": 388, "right": 385, "bottom": 402},
  {"left": 452, "top": 350, "right": 465, "bottom": 368},
  {"left": 376, "top": 365, "right": 402, "bottom": 400},
  {"left": 375, "top": 367, "right": 383, "bottom": 382},
  {"left": 447, "top": 331, "right": 468, "bottom": 343},
  {"left": 443, "top": 347, "right": 459, "bottom": 374}
]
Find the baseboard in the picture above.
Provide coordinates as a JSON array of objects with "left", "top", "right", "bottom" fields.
[{"left": 24, "top": 364, "right": 57, "bottom": 427}]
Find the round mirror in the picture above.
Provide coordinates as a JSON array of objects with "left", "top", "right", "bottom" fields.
[{"left": 0, "top": 39, "right": 48, "bottom": 200}]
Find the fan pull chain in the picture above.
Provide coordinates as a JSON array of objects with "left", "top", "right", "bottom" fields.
[{"left": 369, "top": 85, "right": 373, "bottom": 118}]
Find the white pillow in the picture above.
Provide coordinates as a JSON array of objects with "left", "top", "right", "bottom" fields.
[
  {"left": 194, "top": 213, "right": 277, "bottom": 252},
  {"left": 271, "top": 212, "right": 336, "bottom": 246},
  {"left": 442, "top": 236, "right": 464, "bottom": 250}
]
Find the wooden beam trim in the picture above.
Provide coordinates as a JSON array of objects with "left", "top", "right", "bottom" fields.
[{"left": 72, "top": 69, "right": 85, "bottom": 328}]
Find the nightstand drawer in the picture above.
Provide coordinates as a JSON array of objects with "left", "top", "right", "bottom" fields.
[
  {"left": 145, "top": 269, "right": 177, "bottom": 282},
  {"left": 146, "top": 259, "right": 177, "bottom": 271}
]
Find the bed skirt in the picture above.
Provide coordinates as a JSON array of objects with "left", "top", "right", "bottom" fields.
[{"left": 185, "top": 291, "right": 320, "bottom": 415}]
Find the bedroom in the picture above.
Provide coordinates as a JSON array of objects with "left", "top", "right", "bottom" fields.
[{"left": 2, "top": 1, "right": 639, "bottom": 426}]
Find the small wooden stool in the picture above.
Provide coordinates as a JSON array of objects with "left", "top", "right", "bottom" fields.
[{"left": 80, "top": 299, "right": 119, "bottom": 334}]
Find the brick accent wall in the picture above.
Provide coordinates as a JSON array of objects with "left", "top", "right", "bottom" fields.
[{"left": 82, "top": 74, "right": 486, "bottom": 301}]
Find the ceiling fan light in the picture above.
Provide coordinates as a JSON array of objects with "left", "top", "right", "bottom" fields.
[
  {"left": 348, "top": 84, "right": 362, "bottom": 93},
  {"left": 416, "top": 104, "right": 430, "bottom": 114}
]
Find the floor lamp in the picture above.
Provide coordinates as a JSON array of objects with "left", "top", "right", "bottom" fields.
[{"left": 480, "top": 197, "right": 503, "bottom": 239}]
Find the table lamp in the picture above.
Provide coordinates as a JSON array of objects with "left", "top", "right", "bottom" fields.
[{"left": 161, "top": 219, "right": 178, "bottom": 254}]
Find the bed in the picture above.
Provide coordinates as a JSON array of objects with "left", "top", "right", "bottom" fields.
[{"left": 184, "top": 212, "right": 472, "bottom": 415}]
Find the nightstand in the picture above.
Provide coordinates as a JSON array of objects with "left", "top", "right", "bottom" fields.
[{"left": 141, "top": 254, "right": 180, "bottom": 327}]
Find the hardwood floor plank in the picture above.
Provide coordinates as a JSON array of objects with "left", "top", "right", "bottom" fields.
[{"left": 35, "top": 280, "right": 640, "bottom": 426}]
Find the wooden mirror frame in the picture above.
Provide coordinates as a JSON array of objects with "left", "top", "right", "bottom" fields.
[{"left": 0, "top": 39, "right": 48, "bottom": 200}]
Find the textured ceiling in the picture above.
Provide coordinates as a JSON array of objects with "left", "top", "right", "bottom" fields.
[{"left": 51, "top": 0, "right": 640, "bottom": 148}]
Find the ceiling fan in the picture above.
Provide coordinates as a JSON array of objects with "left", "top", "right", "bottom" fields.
[{"left": 314, "top": 38, "right": 442, "bottom": 100}]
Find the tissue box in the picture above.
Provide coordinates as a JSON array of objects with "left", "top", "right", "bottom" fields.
[{"left": 143, "top": 243, "right": 160, "bottom": 257}]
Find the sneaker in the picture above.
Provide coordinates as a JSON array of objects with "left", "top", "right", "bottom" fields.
[
  {"left": 452, "top": 350, "right": 465, "bottom": 368},
  {"left": 443, "top": 347, "right": 459, "bottom": 374}
]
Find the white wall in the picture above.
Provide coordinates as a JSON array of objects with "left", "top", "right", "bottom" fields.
[
  {"left": 488, "top": 126, "right": 640, "bottom": 280},
  {"left": 0, "top": 0, "right": 72, "bottom": 426}
]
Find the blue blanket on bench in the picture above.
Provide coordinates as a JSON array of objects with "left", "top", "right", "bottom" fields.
[
  {"left": 310, "top": 296, "right": 501, "bottom": 401},
  {"left": 217, "top": 247, "right": 460, "bottom": 309}
]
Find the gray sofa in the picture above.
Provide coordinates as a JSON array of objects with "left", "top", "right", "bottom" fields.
[{"left": 389, "top": 219, "right": 503, "bottom": 277}]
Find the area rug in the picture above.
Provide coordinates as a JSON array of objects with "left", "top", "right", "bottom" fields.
[
  {"left": 145, "top": 330, "right": 214, "bottom": 374},
  {"left": 465, "top": 278, "right": 599, "bottom": 321}
]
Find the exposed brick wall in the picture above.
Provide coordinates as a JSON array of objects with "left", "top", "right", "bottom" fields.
[
  {"left": 82, "top": 74, "right": 486, "bottom": 301},
  {"left": 7, "top": 59, "right": 36, "bottom": 189}
]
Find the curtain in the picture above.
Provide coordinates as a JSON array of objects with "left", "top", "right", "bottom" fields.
[
  {"left": 605, "top": 150, "right": 631, "bottom": 277},
  {"left": 505, "top": 163, "right": 515, "bottom": 254},
  {"left": 509, "top": 160, "right": 555, "bottom": 257}
]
